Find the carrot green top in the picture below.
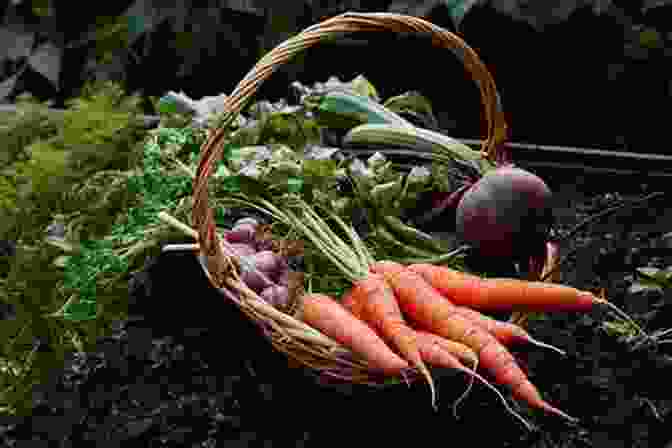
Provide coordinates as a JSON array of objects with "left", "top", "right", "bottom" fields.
[{"left": 228, "top": 196, "right": 374, "bottom": 284}]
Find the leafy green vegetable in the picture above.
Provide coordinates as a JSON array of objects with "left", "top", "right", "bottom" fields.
[
  {"left": 628, "top": 266, "right": 672, "bottom": 294},
  {"left": 382, "top": 91, "right": 439, "bottom": 130},
  {"left": 0, "top": 90, "right": 202, "bottom": 416},
  {"left": 0, "top": 72, "right": 492, "bottom": 416}
]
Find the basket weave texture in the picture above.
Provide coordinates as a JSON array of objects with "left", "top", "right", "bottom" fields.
[{"left": 191, "top": 12, "right": 507, "bottom": 385}]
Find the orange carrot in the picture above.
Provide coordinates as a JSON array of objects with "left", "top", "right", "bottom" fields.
[
  {"left": 408, "top": 263, "right": 597, "bottom": 312},
  {"left": 413, "top": 329, "right": 535, "bottom": 430},
  {"left": 300, "top": 293, "right": 409, "bottom": 375},
  {"left": 442, "top": 298, "right": 565, "bottom": 354},
  {"left": 393, "top": 265, "right": 565, "bottom": 354},
  {"left": 342, "top": 274, "right": 438, "bottom": 409},
  {"left": 413, "top": 329, "right": 478, "bottom": 369},
  {"left": 469, "top": 312, "right": 565, "bottom": 355},
  {"left": 343, "top": 293, "right": 506, "bottom": 421},
  {"left": 341, "top": 288, "right": 361, "bottom": 319},
  {"left": 279, "top": 202, "right": 436, "bottom": 408},
  {"left": 373, "top": 261, "right": 577, "bottom": 422},
  {"left": 407, "top": 263, "right": 645, "bottom": 338}
]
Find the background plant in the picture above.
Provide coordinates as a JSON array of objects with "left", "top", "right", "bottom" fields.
[{"left": 0, "top": 80, "right": 157, "bottom": 417}]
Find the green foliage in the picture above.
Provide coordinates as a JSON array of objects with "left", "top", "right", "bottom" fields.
[
  {"left": 628, "top": 266, "right": 672, "bottom": 294},
  {"left": 114, "top": 126, "right": 199, "bottom": 241},
  {"left": 638, "top": 27, "right": 663, "bottom": 50},
  {"left": 0, "top": 73, "right": 470, "bottom": 417},
  {"left": 1, "top": 80, "right": 148, "bottom": 242},
  {"left": 89, "top": 14, "right": 131, "bottom": 64},
  {"left": 0, "top": 80, "right": 161, "bottom": 417},
  {"left": 48, "top": 126, "right": 202, "bottom": 323},
  {"left": 60, "top": 81, "right": 147, "bottom": 173},
  {"left": 0, "top": 176, "right": 19, "bottom": 215},
  {"left": 0, "top": 95, "right": 60, "bottom": 168},
  {"left": 30, "top": 0, "right": 53, "bottom": 18},
  {"left": 0, "top": 240, "right": 130, "bottom": 417},
  {"left": 15, "top": 140, "right": 74, "bottom": 197}
]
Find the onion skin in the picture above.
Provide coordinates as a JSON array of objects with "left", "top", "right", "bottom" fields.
[
  {"left": 456, "top": 166, "right": 553, "bottom": 260},
  {"left": 253, "top": 251, "right": 289, "bottom": 284},
  {"left": 225, "top": 224, "right": 257, "bottom": 245},
  {"left": 277, "top": 270, "right": 290, "bottom": 286},
  {"left": 260, "top": 285, "right": 290, "bottom": 309},
  {"left": 251, "top": 250, "right": 282, "bottom": 273},
  {"left": 233, "top": 217, "right": 259, "bottom": 228},
  {"left": 240, "top": 268, "right": 275, "bottom": 293},
  {"left": 227, "top": 243, "right": 257, "bottom": 257}
]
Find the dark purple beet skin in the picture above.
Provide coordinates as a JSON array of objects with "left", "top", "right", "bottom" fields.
[{"left": 456, "top": 165, "right": 553, "bottom": 261}]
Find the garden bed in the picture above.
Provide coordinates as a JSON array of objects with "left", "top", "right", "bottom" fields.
[{"left": 1, "top": 167, "right": 670, "bottom": 448}]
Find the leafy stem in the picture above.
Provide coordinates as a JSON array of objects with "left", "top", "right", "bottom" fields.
[{"left": 55, "top": 126, "right": 203, "bottom": 321}]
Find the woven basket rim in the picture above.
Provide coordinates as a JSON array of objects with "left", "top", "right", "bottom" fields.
[{"left": 190, "top": 11, "right": 507, "bottom": 387}]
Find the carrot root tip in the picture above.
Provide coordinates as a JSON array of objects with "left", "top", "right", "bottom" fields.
[
  {"left": 419, "top": 364, "right": 437, "bottom": 411},
  {"left": 545, "top": 404, "right": 579, "bottom": 423},
  {"left": 526, "top": 335, "right": 566, "bottom": 356},
  {"left": 452, "top": 369, "right": 476, "bottom": 420},
  {"left": 473, "top": 370, "right": 534, "bottom": 431}
]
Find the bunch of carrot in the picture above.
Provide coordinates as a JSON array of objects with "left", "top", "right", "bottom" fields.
[{"left": 252, "top": 199, "right": 645, "bottom": 430}]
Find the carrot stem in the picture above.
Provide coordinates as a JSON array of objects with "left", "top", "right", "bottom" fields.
[
  {"left": 274, "top": 198, "right": 438, "bottom": 408},
  {"left": 375, "top": 225, "right": 438, "bottom": 258},
  {"left": 396, "top": 245, "right": 470, "bottom": 265},
  {"left": 301, "top": 203, "right": 345, "bottom": 251},
  {"left": 523, "top": 334, "right": 566, "bottom": 356},
  {"left": 289, "top": 206, "right": 364, "bottom": 280},
  {"left": 325, "top": 208, "right": 375, "bottom": 266}
]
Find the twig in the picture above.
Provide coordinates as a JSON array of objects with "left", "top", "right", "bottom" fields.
[
  {"left": 542, "top": 191, "right": 666, "bottom": 282},
  {"left": 630, "top": 327, "right": 672, "bottom": 351},
  {"left": 640, "top": 397, "right": 663, "bottom": 421},
  {"left": 556, "top": 191, "right": 665, "bottom": 245},
  {"left": 652, "top": 328, "right": 672, "bottom": 339}
]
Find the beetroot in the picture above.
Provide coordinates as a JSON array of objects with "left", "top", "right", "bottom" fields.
[{"left": 456, "top": 165, "right": 553, "bottom": 261}]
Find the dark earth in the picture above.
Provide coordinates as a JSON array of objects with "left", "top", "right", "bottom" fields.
[{"left": 1, "top": 165, "right": 671, "bottom": 448}]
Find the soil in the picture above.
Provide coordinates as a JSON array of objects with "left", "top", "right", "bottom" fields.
[{"left": 1, "top": 166, "right": 671, "bottom": 448}]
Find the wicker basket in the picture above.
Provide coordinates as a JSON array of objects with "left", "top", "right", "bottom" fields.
[{"left": 191, "top": 12, "right": 508, "bottom": 387}]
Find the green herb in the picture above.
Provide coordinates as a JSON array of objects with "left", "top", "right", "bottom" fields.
[
  {"left": 0, "top": 74, "right": 492, "bottom": 416},
  {"left": 58, "top": 127, "right": 200, "bottom": 321},
  {"left": 0, "top": 81, "right": 165, "bottom": 417}
]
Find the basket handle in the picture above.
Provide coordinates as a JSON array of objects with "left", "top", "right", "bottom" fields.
[{"left": 192, "top": 12, "right": 507, "bottom": 285}]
